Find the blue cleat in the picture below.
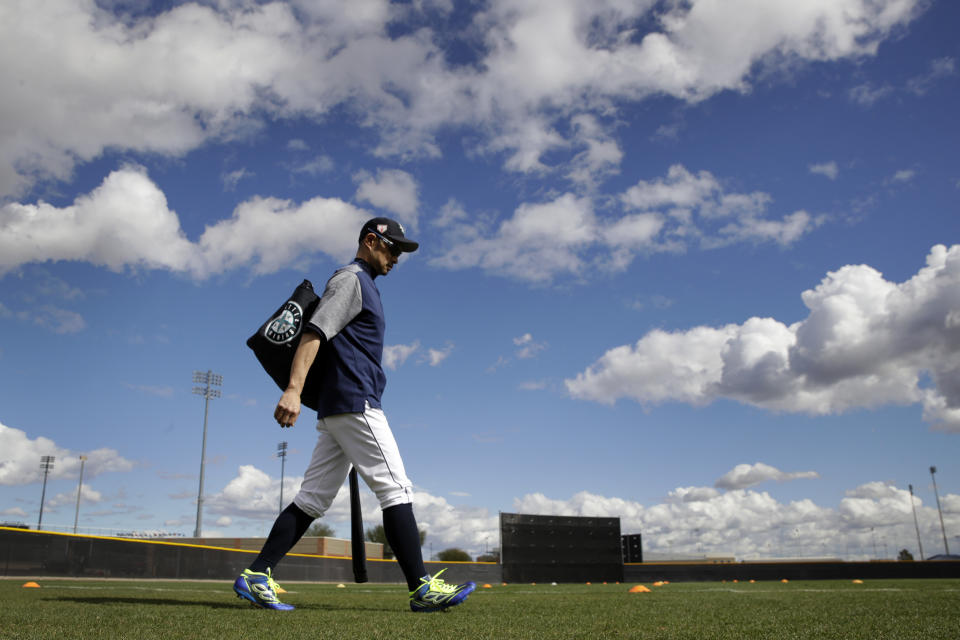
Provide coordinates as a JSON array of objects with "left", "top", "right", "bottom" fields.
[
  {"left": 233, "top": 568, "right": 295, "bottom": 611},
  {"left": 409, "top": 569, "right": 475, "bottom": 613}
]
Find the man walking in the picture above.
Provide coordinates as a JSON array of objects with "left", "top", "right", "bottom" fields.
[{"left": 233, "top": 217, "right": 475, "bottom": 612}]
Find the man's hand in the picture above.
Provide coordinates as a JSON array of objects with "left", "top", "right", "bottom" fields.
[
  {"left": 273, "top": 331, "right": 322, "bottom": 428},
  {"left": 275, "top": 388, "right": 302, "bottom": 428}
]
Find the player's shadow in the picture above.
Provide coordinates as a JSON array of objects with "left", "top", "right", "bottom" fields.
[
  {"left": 50, "top": 596, "right": 397, "bottom": 613},
  {"left": 49, "top": 596, "right": 239, "bottom": 609}
]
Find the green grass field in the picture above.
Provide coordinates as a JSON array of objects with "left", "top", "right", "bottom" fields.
[{"left": 1, "top": 578, "right": 957, "bottom": 640}]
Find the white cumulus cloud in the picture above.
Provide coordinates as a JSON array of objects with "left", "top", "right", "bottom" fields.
[
  {"left": 204, "top": 464, "right": 957, "bottom": 560},
  {"left": 0, "top": 167, "right": 369, "bottom": 278},
  {"left": 0, "top": 0, "right": 928, "bottom": 198},
  {"left": 715, "top": 463, "right": 820, "bottom": 490},
  {"left": 48, "top": 484, "right": 104, "bottom": 509},
  {"left": 567, "top": 244, "right": 960, "bottom": 431},
  {"left": 384, "top": 341, "right": 421, "bottom": 370},
  {"left": 514, "top": 333, "right": 547, "bottom": 359},
  {"left": 0, "top": 422, "right": 135, "bottom": 486},
  {"left": 206, "top": 464, "right": 309, "bottom": 521},
  {"left": 353, "top": 169, "right": 420, "bottom": 223},
  {"left": 0, "top": 167, "right": 199, "bottom": 276},
  {"left": 425, "top": 344, "right": 454, "bottom": 367},
  {"left": 809, "top": 162, "right": 840, "bottom": 180},
  {"left": 432, "top": 164, "right": 821, "bottom": 282},
  {"left": 513, "top": 483, "right": 957, "bottom": 561}
]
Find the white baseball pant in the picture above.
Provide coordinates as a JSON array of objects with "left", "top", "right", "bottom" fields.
[{"left": 293, "top": 403, "right": 414, "bottom": 518}]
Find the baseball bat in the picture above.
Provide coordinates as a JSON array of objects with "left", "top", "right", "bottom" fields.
[{"left": 349, "top": 467, "right": 368, "bottom": 583}]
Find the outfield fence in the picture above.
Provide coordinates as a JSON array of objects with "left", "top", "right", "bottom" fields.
[
  {"left": 0, "top": 527, "right": 498, "bottom": 586},
  {"left": 623, "top": 559, "right": 960, "bottom": 583},
  {"left": 2, "top": 527, "right": 958, "bottom": 584}
]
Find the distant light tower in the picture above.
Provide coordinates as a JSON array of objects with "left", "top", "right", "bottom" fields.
[
  {"left": 277, "top": 442, "right": 288, "bottom": 515},
  {"left": 73, "top": 455, "right": 88, "bottom": 534},
  {"left": 192, "top": 370, "right": 222, "bottom": 537},
  {"left": 930, "top": 466, "right": 950, "bottom": 556},
  {"left": 908, "top": 484, "right": 924, "bottom": 561},
  {"left": 37, "top": 456, "right": 55, "bottom": 530}
]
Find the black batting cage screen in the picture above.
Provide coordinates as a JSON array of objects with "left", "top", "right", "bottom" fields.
[
  {"left": 622, "top": 533, "right": 643, "bottom": 563},
  {"left": 500, "top": 513, "right": 623, "bottom": 584}
]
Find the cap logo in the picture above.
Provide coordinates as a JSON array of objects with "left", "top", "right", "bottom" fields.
[
  {"left": 377, "top": 224, "right": 388, "bottom": 234},
  {"left": 398, "top": 222, "right": 405, "bottom": 234}
]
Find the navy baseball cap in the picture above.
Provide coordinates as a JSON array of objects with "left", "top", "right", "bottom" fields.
[{"left": 360, "top": 217, "right": 419, "bottom": 253}]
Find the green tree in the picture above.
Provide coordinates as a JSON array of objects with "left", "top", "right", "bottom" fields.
[
  {"left": 898, "top": 548, "right": 915, "bottom": 562},
  {"left": 477, "top": 549, "right": 500, "bottom": 563},
  {"left": 305, "top": 521, "right": 335, "bottom": 538},
  {"left": 437, "top": 548, "right": 472, "bottom": 562},
  {"left": 365, "top": 524, "right": 427, "bottom": 559},
  {"left": 365, "top": 524, "right": 392, "bottom": 558}
]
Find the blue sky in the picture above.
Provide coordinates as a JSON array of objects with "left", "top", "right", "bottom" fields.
[{"left": 1, "top": 0, "right": 958, "bottom": 562}]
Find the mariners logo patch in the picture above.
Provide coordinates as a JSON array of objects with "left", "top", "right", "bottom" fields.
[{"left": 264, "top": 301, "right": 303, "bottom": 345}]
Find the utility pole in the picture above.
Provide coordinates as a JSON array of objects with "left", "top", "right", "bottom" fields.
[
  {"left": 908, "top": 484, "right": 924, "bottom": 560},
  {"left": 930, "top": 466, "right": 950, "bottom": 556},
  {"left": 278, "top": 441, "right": 288, "bottom": 515},
  {"left": 73, "top": 455, "right": 87, "bottom": 534},
  {"left": 192, "top": 370, "right": 222, "bottom": 538},
  {"left": 37, "top": 456, "right": 55, "bottom": 530}
]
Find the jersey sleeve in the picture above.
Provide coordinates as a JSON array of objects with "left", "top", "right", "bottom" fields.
[{"left": 306, "top": 268, "right": 363, "bottom": 341}]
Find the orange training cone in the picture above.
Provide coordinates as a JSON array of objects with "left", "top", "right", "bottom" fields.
[
  {"left": 23, "top": 582, "right": 40, "bottom": 588},
  {"left": 629, "top": 585, "right": 651, "bottom": 593}
]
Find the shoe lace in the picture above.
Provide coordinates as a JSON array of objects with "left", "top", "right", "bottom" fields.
[
  {"left": 416, "top": 568, "right": 459, "bottom": 595},
  {"left": 265, "top": 569, "right": 284, "bottom": 595}
]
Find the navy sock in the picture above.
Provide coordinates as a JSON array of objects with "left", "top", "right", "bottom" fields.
[
  {"left": 249, "top": 502, "right": 315, "bottom": 573},
  {"left": 383, "top": 503, "right": 428, "bottom": 590}
]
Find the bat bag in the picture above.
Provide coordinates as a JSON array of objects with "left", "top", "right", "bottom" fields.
[{"left": 247, "top": 279, "right": 324, "bottom": 411}]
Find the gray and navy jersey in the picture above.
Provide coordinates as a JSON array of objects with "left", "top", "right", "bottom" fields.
[{"left": 305, "top": 259, "right": 386, "bottom": 418}]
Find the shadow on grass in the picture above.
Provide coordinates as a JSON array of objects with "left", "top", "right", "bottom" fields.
[
  {"left": 48, "top": 596, "right": 398, "bottom": 613},
  {"left": 48, "top": 596, "right": 240, "bottom": 609}
]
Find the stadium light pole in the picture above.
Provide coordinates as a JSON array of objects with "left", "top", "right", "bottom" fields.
[
  {"left": 908, "top": 484, "right": 925, "bottom": 561},
  {"left": 37, "top": 456, "right": 55, "bottom": 530},
  {"left": 192, "top": 370, "right": 222, "bottom": 538},
  {"left": 278, "top": 441, "right": 288, "bottom": 515},
  {"left": 73, "top": 455, "right": 87, "bottom": 534},
  {"left": 930, "top": 466, "right": 950, "bottom": 556}
]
